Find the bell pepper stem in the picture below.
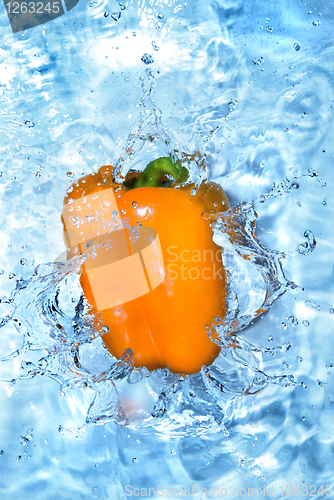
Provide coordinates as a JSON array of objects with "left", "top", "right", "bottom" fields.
[{"left": 134, "top": 157, "right": 189, "bottom": 188}]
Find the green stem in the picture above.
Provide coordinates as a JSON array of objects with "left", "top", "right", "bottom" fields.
[{"left": 134, "top": 157, "right": 189, "bottom": 188}]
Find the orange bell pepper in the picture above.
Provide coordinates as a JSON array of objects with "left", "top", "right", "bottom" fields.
[{"left": 62, "top": 157, "right": 230, "bottom": 374}]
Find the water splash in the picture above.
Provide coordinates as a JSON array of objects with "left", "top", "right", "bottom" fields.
[{"left": 0, "top": 74, "right": 317, "bottom": 437}]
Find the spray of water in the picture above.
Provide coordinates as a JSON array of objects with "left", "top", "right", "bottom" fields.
[{"left": 0, "top": 71, "right": 316, "bottom": 437}]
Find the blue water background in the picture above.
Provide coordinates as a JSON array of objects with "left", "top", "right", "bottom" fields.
[{"left": 0, "top": 0, "right": 334, "bottom": 498}]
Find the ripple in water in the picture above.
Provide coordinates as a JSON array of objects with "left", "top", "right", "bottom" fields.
[{"left": 0, "top": 72, "right": 316, "bottom": 437}]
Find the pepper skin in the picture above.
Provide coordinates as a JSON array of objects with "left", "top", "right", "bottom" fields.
[{"left": 62, "top": 158, "right": 230, "bottom": 374}]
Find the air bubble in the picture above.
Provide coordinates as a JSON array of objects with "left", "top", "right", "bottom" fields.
[
  {"left": 132, "top": 458, "right": 138, "bottom": 463},
  {"left": 120, "top": 209, "right": 126, "bottom": 215},
  {"left": 132, "top": 201, "right": 137, "bottom": 208},
  {"left": 322, "top": 200, "right": 327, "bottom": 206},
  {"left": 157, "top": 13, "right": 164, "bottom": 19},
  {"left": 296, "top": 201, "right": 302, "bottom": 207},
  {"left": 266, "top": 26, "right": 273, "bottom": 33},
  {"left": 302, "top": 320, "right": 309, "bottom": 327},
  {"left": 283, "top": 127, "right": 289, "bottom": 132},
  {"left": 141, "top": 53, "right": 154, "bottom": 65},
  {"left": 104, "top": 12, "right": 108, "bottom": 17},
  {"left": 312, "top": 20, "right": 321, "bottom": 26},
  {"left": 293, "top": 43, "right": 300, "bottom": 51},
  {"left": 24, "top": 121, "right": 34, "bottom": 128},
  {"left": 302, "top": 112, "right": 308, "bottom": 118}
]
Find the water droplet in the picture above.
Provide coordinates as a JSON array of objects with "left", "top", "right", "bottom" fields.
[
  {"left": 111, "top": 12, "right": 121, "bottom": 21},
  {"left": 141, "top": 53, "right": 154, "bottom": 65},
  {"left": 190, "top": 188, "right": 197, "bottom": 196},
  {"left": 132, "top": 201, "right": 137, "bottom": 209},
  {"left": 293, "top": 43, "right": 300, "bottom": 51},
  {"left": 132, "top": 458, "right": 138, "bottom": 463},
  {"left": 289, "top": 315, "right": 298, "bottom": 326},
  {"left": 283, "top": 127, "right": 289, "bottom": 132},
  {"left": 296, "top": 230, "right": 316, "bottom": 255},
  {"left": 305, "top": 300, "right": 322, "bottom": 311},
  {"left": 151, "top": 41, "right": 159, "bottom": 51},
  {"left": 312, "top": 20, "right": 321, "bottom": 26},
  {"left": 302, "top": 320, "right": 309, "bottom": 327},
  {"left": 302, "top": 112, "right": 308, "bottom": 118},
  {"left": 252, "top": 57, "right": 265, "bottom": 65},
  {"left": 229, "top": 98, "right": 238, "bottom": 111}
]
